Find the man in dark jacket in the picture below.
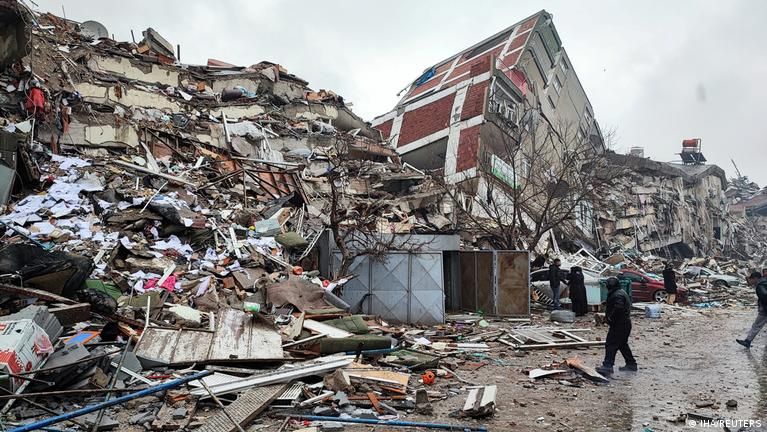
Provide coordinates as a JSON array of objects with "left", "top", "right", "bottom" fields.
[
  {"left": 596, "top": 277, "right": 637, "bottom": 376},
  {"left": 662, "top": 264, "right": 677, "bottom": 304},
  {"left": 736, "top": 271, "right": 767, "bottom": 348},
  {"left": 548, "top": 258, "right": 562, "bottom": 310}
]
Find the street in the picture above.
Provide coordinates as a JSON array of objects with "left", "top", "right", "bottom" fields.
[{"left": 386, "top": 308, "right": 767, "bottom": 432}]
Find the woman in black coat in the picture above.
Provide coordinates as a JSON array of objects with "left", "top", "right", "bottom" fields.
[{"left": 568, "top": 266, "right": 588, "bottom": 316}]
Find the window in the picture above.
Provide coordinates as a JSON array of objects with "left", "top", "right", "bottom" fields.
[
  {"left": 547, "top": 95, "right": 556, "bottom": 109},
  {"left": 560, "top": 59, "right": 569, "bottom": 74},
  {"left": 576, "top": 128, "right": 585, "bottom": 144},
  {"left": 552, "top": 75, "right": 562, "bottom": 94},
  {"left": 584, "top": 108, "right": 593, "bottom": 125}
]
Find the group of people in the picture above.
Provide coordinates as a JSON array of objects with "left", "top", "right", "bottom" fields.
[
  {"left": 539, "top": 255, "right": 767, "bottom": 376},
  {"left": 544, "top": 257, "right": 634, "bottom": 377},
  {"left": 546, "top": 258, "right": 588, "bottom": 316}
]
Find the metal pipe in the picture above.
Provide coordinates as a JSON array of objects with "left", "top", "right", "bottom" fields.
[
  {"left": 276, "top": 415, "right": 488, "bottom": 431},
  {"left": 8, "top": 370, "right": 212, "bottom": 432},
  {"left": 91, "top": 341, "right": 132, "bottom": 431}
]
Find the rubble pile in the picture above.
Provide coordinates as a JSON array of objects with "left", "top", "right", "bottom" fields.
[
  {"left": 725, "top": 175, "right": 767, "bottom": 263},
  {"left": 0, "top": 4, "right": 482, "bottom": 431},
  {"left": 596, "top": 153, "right": 729, "bottom": 258}
]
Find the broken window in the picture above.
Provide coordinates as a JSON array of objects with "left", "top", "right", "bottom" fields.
[
  {"left": 489, "top": 91, "right": 518, "bottom": 125},
  {"left": 560, "top": 59, "right": 569, "bottom": 75},
  {"left": 584, "top": 108, "right": 593, "bottom": 126},
  {"left": 576, "top": 128, "right": 585, "bottom": 144}
]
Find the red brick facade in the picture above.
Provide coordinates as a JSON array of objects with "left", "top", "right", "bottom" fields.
[
  {"left": 375, "top": 119, "right": 393, "bottom": 139},
  {"left": 460, "top": 81, "right": 488, "bottom": 121},
  {"left": 456, "top": 125, "right": 481, "bottom": 172},
  {"left": 397, "top": 93, "right": 455, "bottom": 147},
  {"left": 508, "top": 33, "right": 529, "bottom": 52}
]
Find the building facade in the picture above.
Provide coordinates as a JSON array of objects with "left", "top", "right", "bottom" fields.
[{"left": 371, "top": 10, "right": 602, "bottom": 185}]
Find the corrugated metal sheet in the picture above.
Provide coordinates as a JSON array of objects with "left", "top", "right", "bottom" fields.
[
  {"left": 334, "top": 252, "right": 445, "bottom": 325},
  {"left": 134, "top": 308, "right": 283, "bottom": 365}
]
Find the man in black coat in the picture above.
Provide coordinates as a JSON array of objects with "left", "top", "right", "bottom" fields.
[
  {"left": 737, "top": 271, "right": 767, "bottom": 348},
  {"left": 548, "top": 258, "right": 562, "bottom": 310},
  {"left": 596, "top": 277, "right": 637, "bottom": 377},
  {"left": 662, "top": 264, "right": 677, "bottom": 304}
]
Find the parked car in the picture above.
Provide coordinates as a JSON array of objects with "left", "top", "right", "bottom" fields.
[
  {"left": 683, "top": 266, "right": 742, "bottom": 287},
  {"left": 617, "top": 269, "right": 688, "bottom": 303}
]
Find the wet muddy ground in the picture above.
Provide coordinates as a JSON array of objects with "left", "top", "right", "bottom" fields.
[
  {"left": 112, "top": 306, "right": 767, "bottom": 432},
  {"left": 304, "top": 306, "right": 767, "bottom": 432}
]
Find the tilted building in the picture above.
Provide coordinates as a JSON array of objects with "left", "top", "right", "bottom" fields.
[{"left": 371, "top": 10, "right": 602, "bottom": 183}]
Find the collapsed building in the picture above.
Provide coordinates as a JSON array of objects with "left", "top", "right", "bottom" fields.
[{"left": 595, "top": 151, "right": 729, "bottom": 258}]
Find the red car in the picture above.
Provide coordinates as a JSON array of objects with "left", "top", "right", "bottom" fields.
[{"left": 617, "top": 270, "right": 687, "bottom": 303}]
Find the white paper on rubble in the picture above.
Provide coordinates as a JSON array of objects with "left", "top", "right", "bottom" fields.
[
  {"left": 14, "top": 120, "right": 32, "bottom": 133},
  {"left": 204, "top": 248, "right": 218, "bottom": 261},
  {"left": 30, "top": 221, "right": 56, "bottom": 236},
  {"left": 195, "top": 276, "right": 212, "bottom": 297},
  {"left": 151, "top": 235, "right": 193, "bottom": 257},
  {"left": 51, "top": 154, "right": 91, "bottom": 170},
  {"left": 120, "top": 236, "right": 135, "bottom": 250},
  {"left": 183, "top": 218, "right": 193, "bottom": 227},
  {"left": 117, "top": 201, "right": 133, "bottom": 210}
]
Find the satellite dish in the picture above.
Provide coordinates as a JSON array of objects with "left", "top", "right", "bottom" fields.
[{"left": 79, "top": 21, "right": 109, "bottom": 40}]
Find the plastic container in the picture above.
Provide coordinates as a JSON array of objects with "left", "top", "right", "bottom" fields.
[
  {"left": 644, "top": 304, "right": 662, "bottom": 319},
  {"left": 599, "top": 278, "right": 632, "bottom": 302}
]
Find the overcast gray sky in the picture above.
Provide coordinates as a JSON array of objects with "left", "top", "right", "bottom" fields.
[{"left": 33, "top": 0, "right": 767, "bottom": 185}]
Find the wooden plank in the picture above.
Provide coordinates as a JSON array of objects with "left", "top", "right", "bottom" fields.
[
  {"left": 529, "top": 369, "right": 568, "bottom": 379},
  {"left": 344, "top": 365, "right": 410, "bottom": 390},
  {"left": 210, "top": 309, "right": 283, "bottom": 361},
  {"left": 557, "top": 330, "right": 587, "bottom": 343},
  {"left": 174, "top": 330, "right": 213, "bottom": 363},
  {"left": 196, "top": 384, "right": 286, "bottom": 432},
  {"left": 566, "top": 356, "right": 608, "bottom": 382},
  {"left": 136, "top": 310, "right": 282, "bottom": 364},
  {"left": 496, "top": 251, "right": 529, "bottom": 316},
  {"left": 137, "top": 328, "right": 181, "bottom": 363},
  {"left": 459, "top": 252, "right": 477, "bottom": 311},
  {"left": 475, "top": 253, "right": 494, "bottom": 315}
]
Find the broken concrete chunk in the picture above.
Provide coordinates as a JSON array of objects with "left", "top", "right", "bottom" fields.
[
  {"left": 461, "top": 385, "right": 497, "bottom": 418},
  {"left": 168, "top": 304, "right": 202, "bottom": 327},
  {"left": 415, "top": 389, "right": 434, "bottom": 415}
]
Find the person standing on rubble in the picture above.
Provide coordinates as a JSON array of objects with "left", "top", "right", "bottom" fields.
[
  {"left": 736, "top": 271, "right": 767, "bottom": 349},
  {"left": 662, "top": 264, "right": 678, "bottom": 304},
  {"left": 549, "top": 258, "right": 562, "bottom": 310},
  {"left": 596, "top": 277, "right": 637, "bottom": 377},
  {"left": 568, "top": 266, "right": 588, "bottom": 316}
]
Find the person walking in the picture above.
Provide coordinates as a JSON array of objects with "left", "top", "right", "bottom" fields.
[
  {"left": 736, "top": 271, "right": 767, "bottom": 348},
  {"left": 568, "top": 266, "right": 588, "bottom": 316},
  {"left": 548, "top": 258, "right": 562, "bottom": 310},
  {"left": 596, "top": 277, "right": 637, "bottom": 377},
  {"left": 662, "top": 264, "right": 677, "bottom": 304}
]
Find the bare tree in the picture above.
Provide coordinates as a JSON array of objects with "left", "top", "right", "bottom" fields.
[
  {"left": 323, "top": 136, "right": 426, "bottom": 278},
  {"left": 443, "top": 96, "right": 624, "bottom": 251}
]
